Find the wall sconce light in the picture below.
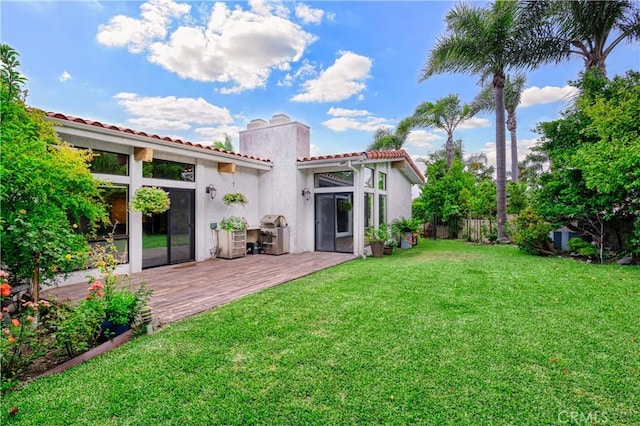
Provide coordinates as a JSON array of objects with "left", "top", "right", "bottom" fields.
[
  {"left": 206, "top": 184, "right": 217, "bottom": 200},
  {"left": 301, "top": 187, "right": 311, "bottom": 202}
]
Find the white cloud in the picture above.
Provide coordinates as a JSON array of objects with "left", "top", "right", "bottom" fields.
[
  {"left": 520, "top": 85, "right": 579, "bottom": 107},
  {"left": 405, "top": 130, "right": 441, "bottom": 149},
  {"left": 291, "top": 51, "right": 372, "bottom": 102},
  {"left": 295, "top": 3, "right": 324, "bottom": 24},
  {"left": 113, "top": 92, "right": 232, "bottom": 130},
  {"left": 59, "top": 71, "right": 72, "bottom": 82},
  {"left": 310, "top": 143, "right": 322, "bottom": 156},
  {"left": 96, "top": 0, "right": 191, "bottom": 53},
  {"left": 477, "top": 137, "right": 542, "bottom": 173},
  {"left": 97, "top": 0, "right": 317, "bottom": 93},
  {"left": 457, "top": 117, "right": 491, "bottom": 130},
  {"left": 327, "top": 107, "right": 370, "bottom": 117},
  {"left": 194, "top": 125, "right": 243, "bottom": 146},
  {"left": 277, "top": 59, "right": 316, "bottom": 87},
  {"left": 322, "top": 116, "right": 389, "bottom": 132}
]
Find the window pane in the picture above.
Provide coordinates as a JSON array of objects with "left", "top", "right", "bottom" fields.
[
  {"left": 364, "top": 193, "right": 373, "bottom": 228},
  {"left": 378, "top": 194, "right": 387, "bottom": 226},
  {"left": 90, "top": 149, "right": 128, "bottom": 176},
  {"left": 143, "top": 159, "right": 195, "bottom": 181},
  {"left": 378, "top": 171, "right": 387, "bottom": 190},
  {"left": 364, "top": 167, "right": 374, "bottom": 188},
  {"left": 314, "top": 171, "right": 354, "bottom": 187}
]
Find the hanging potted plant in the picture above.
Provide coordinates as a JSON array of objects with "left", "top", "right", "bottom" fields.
[
  {"left": 130, "top": 186, "right": 170, "bottom": 216},
  {"left": 222, "top": 192, "right": 248, "bottom": 207}
]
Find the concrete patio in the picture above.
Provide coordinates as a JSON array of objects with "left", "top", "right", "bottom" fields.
[{"left": 43, "top": 252, "right": 356, "bottom": 327}]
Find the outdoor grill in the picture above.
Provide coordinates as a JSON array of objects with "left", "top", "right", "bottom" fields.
[{"left": 260, "top": 214, "right": 290, "bottom": 255}]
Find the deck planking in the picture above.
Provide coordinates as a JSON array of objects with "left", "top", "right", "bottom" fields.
[{"left": 43, "top": 252, "right": 356, "bottom": 326}]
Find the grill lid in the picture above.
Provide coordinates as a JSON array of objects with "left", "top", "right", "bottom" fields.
[{"left": 260, "top": 214, "right": 288, "bottom": 227}]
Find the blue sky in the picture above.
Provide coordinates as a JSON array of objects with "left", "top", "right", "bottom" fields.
[{"left": 2, "top": 0, "right": 639, "bottom": 170}]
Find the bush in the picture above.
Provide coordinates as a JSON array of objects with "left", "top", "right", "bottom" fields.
[
  {"left": 52, "top": 298, "right": 104, "bottom": 359},
  {"left": 507, "top": 208, "right": 556, "bottom": 256},
  {"left": 567, "top": 237, "right": 599, "bottom": 258}
]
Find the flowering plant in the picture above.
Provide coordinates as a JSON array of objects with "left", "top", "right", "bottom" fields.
[
  {"left": 222, "top": 192, "right": 248, "bottom": 207},
  {"left": 220, "top": 215, "right": 248, "bottom": 231},
  {"left": 1, "top": 271, "right": 50, "bottom": 385}
]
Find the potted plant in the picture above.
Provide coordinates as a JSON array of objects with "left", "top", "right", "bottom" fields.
[
  {"left": 220, "top": 216, "right": 248, "bottom": 231},
  {"left": 130, "top": 186, "right": 170, "bottom": 216},
  {"left": 365, "top": 227, "right": 386, "bottom": 257},
  {"left": 222, "top": 192, "right": 248, "bottom": 207},
  {"left": 391, "top": 217, "right": 421, "bottom": 249}
]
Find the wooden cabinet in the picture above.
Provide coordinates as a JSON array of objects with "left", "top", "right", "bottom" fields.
[{"left": 216, "top": 230, "right": 246, "bottom": 259}]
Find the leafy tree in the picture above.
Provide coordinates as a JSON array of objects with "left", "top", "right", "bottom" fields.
[
  {"left": 524, "top": 0, "right": 640, "bottom": 76},
  {"left": 420, "top": 0, "right": 560, "bottom": 241},
  {"left": 472, "top": 74, "right": 527, "bottom": 181},
  {"left": 518, "top": 151, "right": 548, "bottom": 188},
  {"left": 407, "top": 94, "right": 477, "bottom": 168},
  {"left": 419, "top": 157, "right": 475, "bottom": 223},
  {"left": 465, "top": 152, "right": 495, "bottom": 182},
  {"left": 212, "top": 133, "right": 234, "bottom": 151},
  {"left": 1, "top": 44, "right": 108, "bottom": 301},
  {"left": 535, "top": 70, "right": 640, "bottom": 258}
]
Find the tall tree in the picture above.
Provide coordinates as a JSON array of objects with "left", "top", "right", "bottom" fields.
[
  {"left": 420, "top": 0, "right": 559, "bottom": 241},
  {"left": 472, "top": 74, "right": 527, "bottom": 182},
  {"left": 409, "top": 94, "right": 476, "bottom": 169},
  {"left": 525, "top": 0, "right": 640, "bottom": 76}
]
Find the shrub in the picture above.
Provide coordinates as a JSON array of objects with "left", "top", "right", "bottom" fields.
[
  {"left": 507, "top": 208, "right": 556, "bottom": 256},
  {"left": 567, "top": 237, "right": 599, "bottom": 258}
]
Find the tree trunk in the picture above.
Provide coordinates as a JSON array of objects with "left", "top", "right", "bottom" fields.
[
  {"left": 493, "top": 74, "right": 509, "bottom": 242},
  {"left": 507, "top": 110, "right": 518, "bottom": 182},
  {"left": 445, "top": 132, "right": 454, "bottom": 169}
]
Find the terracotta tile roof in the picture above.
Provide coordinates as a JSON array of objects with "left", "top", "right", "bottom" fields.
[
  {"left": 299, "top": 149, "right": 425, "bottom": 183},
  {"left": 46, "top": 112, "right": 272, "bottom": 163}
]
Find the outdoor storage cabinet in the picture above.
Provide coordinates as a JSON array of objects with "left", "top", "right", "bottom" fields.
[{"left": 217, "top": 230, "right": 247, "bottom": 259}]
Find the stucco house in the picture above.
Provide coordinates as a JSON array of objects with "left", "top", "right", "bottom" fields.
[{"left": 46, "top": 112, "right": 424, "bottom": 285}]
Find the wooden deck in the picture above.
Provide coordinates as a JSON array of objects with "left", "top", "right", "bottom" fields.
[{"left": 43, "top": 252, "right": 356, "bottom": 327}]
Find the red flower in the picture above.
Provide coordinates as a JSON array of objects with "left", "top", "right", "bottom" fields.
[{"left": 1, "top": 283, "right": 11, "bottom": 297}]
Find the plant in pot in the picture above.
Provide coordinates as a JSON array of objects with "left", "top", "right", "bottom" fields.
[
  {"left": 220, "top": 215, "right": 248, "bottom": 231},
  {"left": 391, "top": 217, "right": 421, "bottom": 249},
  {"left": 130, "top": 186, "right": 170, "bottom": 216},
  {"left": 222, "top": 192, "right": 248, "bottom": 207},
  {"left": 365, "top": 227, "right": 386, "bottom": 257}
]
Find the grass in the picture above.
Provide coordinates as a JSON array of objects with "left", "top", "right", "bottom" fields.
[{"left": 2, "top": 241, "right": 639, "bottom": 425}]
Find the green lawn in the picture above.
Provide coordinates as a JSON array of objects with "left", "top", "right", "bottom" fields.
[{"left": 2, "top": 241, "right": 639, "bottom": 425}]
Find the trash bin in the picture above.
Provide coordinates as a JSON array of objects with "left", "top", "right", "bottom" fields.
[{"left": 246, "top": 242, "right": 258, "bottom": 255}]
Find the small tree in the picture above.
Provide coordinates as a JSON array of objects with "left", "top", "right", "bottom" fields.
[{"left": 1, "top": 44, "right": 108, "bottom": 301}]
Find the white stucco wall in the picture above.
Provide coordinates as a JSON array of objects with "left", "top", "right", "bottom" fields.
[{"left": 239, "top": 115, "right": 311, "bottom": 254}]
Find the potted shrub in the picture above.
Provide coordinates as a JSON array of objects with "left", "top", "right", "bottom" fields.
[
  {"left": 391, "top": 217, "right": 421, "bottom": 249},
  {"left": 130, "top": 186, "right": 170, "bottom": 216},
  {"left": 222, "top": 192, "right": 248, "bottom": 207}
]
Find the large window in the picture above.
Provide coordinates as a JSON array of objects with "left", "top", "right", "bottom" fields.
[
  {"left": 89, "top": 149, "right": 128, "bottom": 176},
  {"left": 86, "top": 185, "right": 129, "bottom": 264},
  {"left": 143, "top": 159, "right": 195, "bottom": 181},
  {"left": 315, "top": 171, "right": 354, "bottom": 187}
]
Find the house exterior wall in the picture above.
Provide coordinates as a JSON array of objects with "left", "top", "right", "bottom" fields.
[
  {"left": 50, "top": 123, "right": 267, "bottom": 285},
  {"left": 239, "top": 115, "right": 311, "bottom": 254}
]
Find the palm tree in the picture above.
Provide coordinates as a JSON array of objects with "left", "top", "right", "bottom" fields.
[
  {"left": 410, "top": 94, "right": 476, "bottom": 169},
  {"left": 472, "top": 74, "right": 527, "bottom": 182},
  {"left": 420, "top": 0, "right": 559, "bottom": 241},
  {"left": 525, "top": 0, "right": 640, "bottom": 77},
  {"left": 367, "top": 117, "right": 413, "bottom": 151}
]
